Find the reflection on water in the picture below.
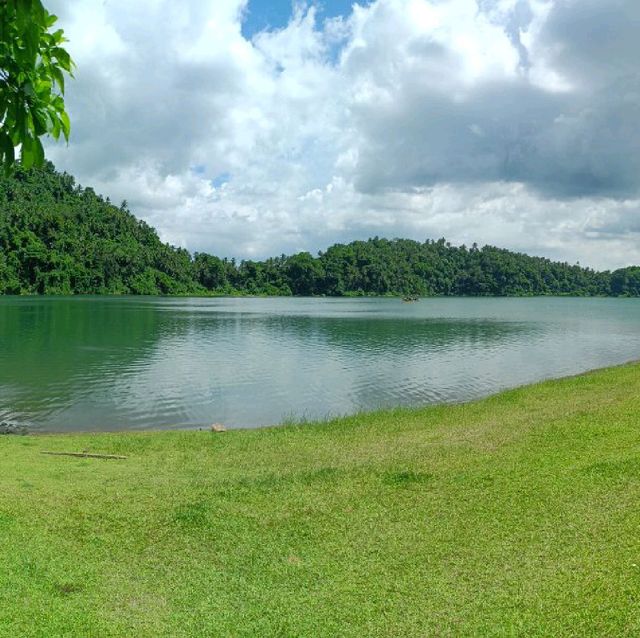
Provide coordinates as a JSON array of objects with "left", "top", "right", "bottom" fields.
[{"left": 1, "top": 296, "right": 639, "bottom": 431}]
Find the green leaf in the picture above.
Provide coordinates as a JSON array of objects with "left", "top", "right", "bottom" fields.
[
  {"left": 52, "top": 47, "right": 71, "bottom": 71},
  {"left": 21, "top": 135, "right": 35, "bottom": 169},
  {"left": 49, "top": 112, "right": 61, "bottom": 140},
  {"left": 60, "top": 110, "right": 70, "bottom": 142},
  {"left": 51, "top": 67, "right": 64, "bottom": 94},
  {"left": 0, "top": 132, "right": 15, "bottom": 171},
  {"left": 33, "top": 135, "right": 44, "bottom": 166},
  {"left": 30, "top": 106, "right": 47, "bottom": 136},
  {"left": 31, "top": 0, "right": 46, "bottom": 24}
]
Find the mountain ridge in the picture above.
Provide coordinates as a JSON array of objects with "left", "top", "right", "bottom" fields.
[{"left": 1, "top": 163, "right": 639, "bottom": 297}]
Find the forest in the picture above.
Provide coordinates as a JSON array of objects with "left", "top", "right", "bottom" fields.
[{"left": 1, "top": 163, "right": 639, "bottom": 297}]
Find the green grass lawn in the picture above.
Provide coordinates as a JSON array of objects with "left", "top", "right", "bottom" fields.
[{"left": 2, "top": 364, "right": 640, "bottom": 636}]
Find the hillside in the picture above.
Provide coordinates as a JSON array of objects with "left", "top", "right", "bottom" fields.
[
  {"left": 0, "top": 164, "right": 197, "bottom": 295},
  {"left": 1, "top": 163, "right": 639, "bottom": 296}
]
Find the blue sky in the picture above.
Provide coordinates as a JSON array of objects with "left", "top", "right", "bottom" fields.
[{"left": 242, "top": 1, "right": 359, "bottom": 38}]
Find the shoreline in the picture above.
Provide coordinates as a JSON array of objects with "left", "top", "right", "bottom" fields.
[
  {"left": 8, "top": 358, "right": 640, "bottom": 437},
  {"left": 2, "top": 291, "right": 640, "bottom": 299},
  {"left": 2, "top": 360, "right": 640, "bottom": 634}
]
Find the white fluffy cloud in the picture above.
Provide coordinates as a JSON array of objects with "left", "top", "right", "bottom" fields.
[{"left": 45, "top": 0, "right": 640, "bottom": 269}]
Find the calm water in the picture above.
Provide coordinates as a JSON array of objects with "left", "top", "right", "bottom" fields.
[{"left": 1, "top": 296, "right": 639, "bottom": 432}]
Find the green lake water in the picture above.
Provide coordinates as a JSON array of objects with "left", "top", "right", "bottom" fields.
[{"left": 1, "top": 296, "right": 639, "bottom": 432}]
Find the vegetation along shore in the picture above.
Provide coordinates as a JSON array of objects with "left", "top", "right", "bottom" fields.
[
  {"left": 2, "top": 163, "right": 640, "bottom": 297},
  {"left": 2, "top": 362, "right": 640, "bottom": 636}
]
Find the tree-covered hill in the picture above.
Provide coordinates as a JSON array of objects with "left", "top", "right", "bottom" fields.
[
  {"left": 0, "top": 164, "right": 197, "bottom": 295},
  {"left": 1, "top": 163, "right": 639, "bottom": 297}
]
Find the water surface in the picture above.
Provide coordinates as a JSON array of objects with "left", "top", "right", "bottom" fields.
[{"left": 1, "top": 296, "right": 639, "bottom": 431}]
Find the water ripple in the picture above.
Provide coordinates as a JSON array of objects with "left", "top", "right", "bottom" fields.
[{"left": 1, "top": 296, "right": 639, "bottom": 431}]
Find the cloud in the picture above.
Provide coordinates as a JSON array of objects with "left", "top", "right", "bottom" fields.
[
  {"left": 44, "top": 0, "right": 640, "bottom": 269},
  {"left": 345, "top": 0, "right": 640, "bottom": 199}
]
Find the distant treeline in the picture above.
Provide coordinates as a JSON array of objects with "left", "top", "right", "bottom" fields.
[{"left": 1, "top": 163, "right": 639, "bottom": 297}]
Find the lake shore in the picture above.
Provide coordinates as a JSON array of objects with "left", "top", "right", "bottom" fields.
[{"left": 2, "top": 361, "right": 640, "bottom": 635}]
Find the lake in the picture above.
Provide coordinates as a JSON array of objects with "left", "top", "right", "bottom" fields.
[{"left": 1, "top": 296, "right": 639, "bottom": 432}]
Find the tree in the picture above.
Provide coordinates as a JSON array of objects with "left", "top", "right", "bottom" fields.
[
  {"left": 284, "top": 252, "right": 324, "bottom": 296},
  {"left": 0, "top": 0, "right": 74, "bottom": 172},
  {"left": 611, "top": 267, "right": 640, "bottom": 296},
  {"left": 193, "top": 253, "right": 228, "bottom": 290}
]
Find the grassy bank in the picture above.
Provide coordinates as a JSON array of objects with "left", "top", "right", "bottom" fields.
[{"left": 2, "top": 364, "right": 640, "bottom": 636}]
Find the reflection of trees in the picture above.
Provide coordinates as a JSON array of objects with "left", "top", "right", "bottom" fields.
[
  {"left": 0, "top": 297, "right": 169, "bottom": 419},
  {"left": 245, "top": 316, "right": 541, "bottom": 416},
  {"left": 252, "top": 315, "right": 541, "bottom": 413},
  {"left": 0, "top": 297, "right": 543, "bottom": 431},
  {"left": 259, "top": 315, "right": 537, "bottom": 355}
]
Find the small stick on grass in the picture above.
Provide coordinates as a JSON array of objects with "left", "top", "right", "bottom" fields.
[{"left": 41, "top": 451, "right": 127, "bottom": 460}]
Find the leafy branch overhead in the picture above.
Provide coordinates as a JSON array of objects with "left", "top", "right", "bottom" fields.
[{"left": 0, "top": 0, "right": 73, "bottom": 172}]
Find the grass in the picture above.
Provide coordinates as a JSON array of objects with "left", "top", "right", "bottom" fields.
[{"left": 2, "top": 363, "right": 640, "bottom": 636}]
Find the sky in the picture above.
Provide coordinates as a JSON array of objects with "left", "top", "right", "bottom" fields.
[{"left": 44, "top": 0, "right": 640, "bottom": 269}]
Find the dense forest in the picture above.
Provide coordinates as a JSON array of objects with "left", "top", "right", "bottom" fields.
[{"left": 1, "top": 163, "right": 639, "bottom": 297}]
